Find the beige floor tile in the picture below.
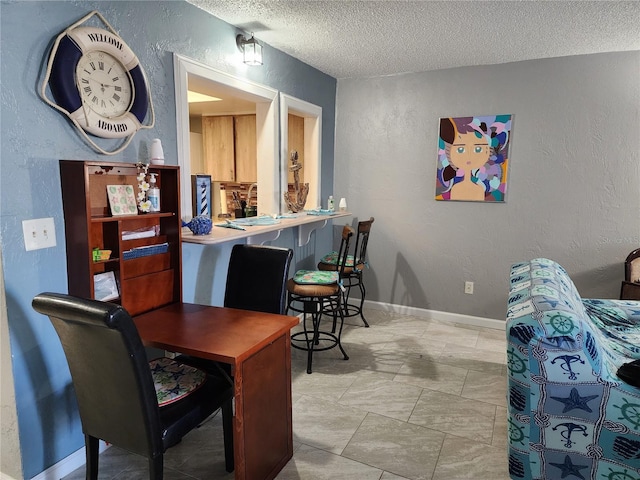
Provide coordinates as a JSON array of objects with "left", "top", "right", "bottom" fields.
[
  {"left": 380, "top": 473, "right": 412, "bottom": 479},
  {"left": 493, "top": 406, "right": 508, "bottom": 448},
  {"left": 275, "top": 444, "right": 383, "bottom": 480},
  {"left": 436, "top": 343, "right": 505, "bottom": 375},
  {"left": 383, "top": 334, "right": 447, "bottom": 358},
  {"left": 424, "top": 322, "right": 480, "bottom": 348},
  {"left": 342, "top": 412, "right": 445, "bottom": 480},
  {"left": 394, "top": 357, "right": 469, "bottom": 396},
  {"left": 339, "top": 372, "right": 423, "bottom": 421},
  {"left": 291, "top": 368, "right": 359, "bottom": 401},
  {"left": 409, "top": 390, "right": 497, "bottom": 444},
  {"left": 370, "top": 316, "right": 434, "bottom": 337},
  {"left": 432, "top": 434, "right": 510, "bottom": 480},
  {"left": 477, "top": 328, "right": 508, "bottom": 353},
  {"left": 292, "top": 395, "right": 368, "bottom": 454},
  {"left": 461, "top": 371, "right": 508, "bottom": 407}
]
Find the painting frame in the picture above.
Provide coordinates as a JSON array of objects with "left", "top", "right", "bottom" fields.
[
  {"left": 106, "top": 184, "right": 138, "bottom": 216},
  {"left": 435, "top": 114, "right": 513, "bottom": 203},
  {"left": 191, "top": 174, "right": 212, "bottom": 218}
]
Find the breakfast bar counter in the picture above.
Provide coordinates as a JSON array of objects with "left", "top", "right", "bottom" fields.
[{"left": 182, "top": 211, "right": 351, "bottom": 247}]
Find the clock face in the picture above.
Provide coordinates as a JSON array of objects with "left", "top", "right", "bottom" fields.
[{"left": 75, "top": 51, "right": 132, "bottom": 118}]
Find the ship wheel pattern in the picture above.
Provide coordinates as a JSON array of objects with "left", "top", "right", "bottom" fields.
[
  {"left": 507, "top": 347, "right": 527, "bottom": 376},
  {"left": 614, "top": 398, "right": 640, "bottom": 431},
  {"left": 508, "top": 417, "right": 526, "bottom": 446},
  {"left": 602, "top": 467, "right": 640, "bottom": 480},
  {"left": 547, "top": 313, "right": 575, "bottom": 335}
]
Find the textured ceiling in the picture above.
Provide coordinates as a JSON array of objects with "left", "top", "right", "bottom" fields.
[{"left": 188, "top": 0, "right": 640, "bottom": 79}]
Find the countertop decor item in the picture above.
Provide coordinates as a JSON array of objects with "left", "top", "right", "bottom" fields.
[
  {"left": 150, "top": 139, "right": 165, "bottom": 165},
  {"left": 39, "top": 10, "right": 155, "bottom": 155},
  {"left": 183, "top": 215, "right": 212, "bottom": 235},
  {"left": 284, "top": 151, "right": 309, "bottom": 213}
]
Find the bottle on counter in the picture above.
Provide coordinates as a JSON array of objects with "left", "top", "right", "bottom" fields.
[
  {"left": 148, "top": 173, "right": 161, "bottom": 212},
  {"left": 328, "top": 195, "right": 335, "bottom": 211}
]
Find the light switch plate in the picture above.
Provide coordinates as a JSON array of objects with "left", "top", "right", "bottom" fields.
[{"left": 22, "top": 217, "right": 56, "bottom": 251}]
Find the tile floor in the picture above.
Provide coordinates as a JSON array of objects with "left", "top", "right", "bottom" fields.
[{"left": 62, "top": 308, "right": 510, "bottom": 480}]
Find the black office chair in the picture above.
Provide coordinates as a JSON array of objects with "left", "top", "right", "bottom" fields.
[
  {"left": 177, "top": 244, "right": 294, "bottom": 375},
  {"left": 32, "top": 292, "right": 234, "bottom": 479},
  {"left": 224, "top": 244, "right": 294, "bottom": 315},
  {"left": 288, "top": 225, "right": 355, "bottom": 373},
  {"left": 318, "top": 217, "right": 374, "bottom": 327}
]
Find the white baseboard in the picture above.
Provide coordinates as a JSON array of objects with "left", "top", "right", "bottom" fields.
[
  {"left": 363, "top": 300, "right": 506, "bottom": 330},
  {"left": 30, "top": 442, "right": 109, "bottom": 480}
]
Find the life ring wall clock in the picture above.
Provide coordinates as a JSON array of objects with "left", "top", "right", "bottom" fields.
[{"left": 40, "top": 11, "right": 155, "bottom": 155}]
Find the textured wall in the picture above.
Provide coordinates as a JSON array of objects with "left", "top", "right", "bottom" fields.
[
  {"left": 335, "top": 51, "right": 640, "bottom": 321},
  {"left": 0, "top": 252, "right": 22, "bottom": 480},
  {"left": 0, "top": 1, "right": 336, "bottom": 477}
]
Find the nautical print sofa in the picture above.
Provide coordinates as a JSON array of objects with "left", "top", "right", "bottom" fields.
[{"left": 507, "top": 258, "right": 640, "bottom": 480}]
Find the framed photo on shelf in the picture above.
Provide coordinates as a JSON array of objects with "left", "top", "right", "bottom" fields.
[
  {"left": 106, "top": 184, "right": 138, "bottom": 215},
  {"left": 191, "top": 174, "right": 212, "bottom": 217}
]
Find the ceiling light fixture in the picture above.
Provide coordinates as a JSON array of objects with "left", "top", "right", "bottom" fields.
[{"left": 236, "top": 33, "right": 263, "bottom": 66}]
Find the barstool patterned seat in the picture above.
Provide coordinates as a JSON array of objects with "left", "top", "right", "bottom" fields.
[
  {"left": 318, "top": 217, "right": 374, "bottom": 327},
  {"left": 288, "top": 225, "right": 355, "bottom": 374}
]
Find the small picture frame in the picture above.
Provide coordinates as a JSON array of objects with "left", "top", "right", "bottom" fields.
[
  {"left": 191, "top": 175, "right": 212, "bottom": 218},
  {"left": 107, "top": 184, "right": 138, "bottom": 216}
]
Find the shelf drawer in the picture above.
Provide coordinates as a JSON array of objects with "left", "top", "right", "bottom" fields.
[
  {"left": 121, "top": 252, "right": 171, "bottom": 280},
  {"left": 121, "top": 269, "right": 175, "bottom": 316}
]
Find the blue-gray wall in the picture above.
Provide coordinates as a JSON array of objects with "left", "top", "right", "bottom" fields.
[
  {"left": 0, "top": 2, "right": 336, "bottom": 477},
  {"left": 335, "top": 51, "right": 640, "bottom": 321}
]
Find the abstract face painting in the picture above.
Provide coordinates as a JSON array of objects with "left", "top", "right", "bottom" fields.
[{"left": 436, "top": 115, "right": 512, "bottom": 202}]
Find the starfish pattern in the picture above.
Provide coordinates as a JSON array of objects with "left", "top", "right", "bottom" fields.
[
  {"left": 549, "top": 455, "right": 588, "bottom": 480},
  {"left": 551, "top": 387, "right": 598, "bottom": 413}
]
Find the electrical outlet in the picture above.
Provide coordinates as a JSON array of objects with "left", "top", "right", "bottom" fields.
[
  {"left": 464, "top": 281, "right": 474, "bottom": 294},
  {"left": 22, "top": 217, "right": 56, "bottom": 251}
]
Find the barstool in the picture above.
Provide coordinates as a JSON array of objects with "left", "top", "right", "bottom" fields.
[
  {"left": 287, "top": 225, "right": 355, "bottom": 374},
  {"left": 318, "top": 217, "right": 374, "bottom": 327}
]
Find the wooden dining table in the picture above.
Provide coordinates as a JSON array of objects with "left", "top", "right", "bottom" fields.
[{"left": 134, "top": 302, "right": 299, "bottom": 480}]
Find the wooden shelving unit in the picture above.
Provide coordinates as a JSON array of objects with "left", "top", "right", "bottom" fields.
[{"left": 59, "top": 160, "right": 182, "bottom": 316}]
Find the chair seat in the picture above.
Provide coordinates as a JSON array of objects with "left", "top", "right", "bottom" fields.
[
  {"left": 159, "top": 372, "right": 233, "bottom": 450},
  {"left": 150, "top": 357, "right": 206, "bottom": 407},
  {"left": 286, "top": 277, "right": 339, "bottom": 297}
]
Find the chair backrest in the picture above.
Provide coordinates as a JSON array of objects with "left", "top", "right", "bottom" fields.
[
  {"left": 32, "top": 292, "right": 163, "bottom": 458},
  {"left": 625, "top": 248, "right": 640, "bottom": 283},
  {"left": 336, "top": 225, "right": 355, "bottom": 277},
  {"left": 353, "top": 217, "right": 374, "bottom": 265},
  {"left": 224, "top": 244, "right": 294, "bottom": 314}
]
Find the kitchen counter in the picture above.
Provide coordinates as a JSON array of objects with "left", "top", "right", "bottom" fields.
[{"left": 182, "top": 211, "right": 351, "bottom": 246}]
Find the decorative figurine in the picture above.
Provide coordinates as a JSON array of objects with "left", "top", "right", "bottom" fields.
[{"left": 284, "top": 151, "right": 309, "bottom": 213}]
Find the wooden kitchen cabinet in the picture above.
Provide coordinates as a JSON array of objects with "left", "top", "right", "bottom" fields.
[
  {"left": 202, "top": 116, "right": 235, "bottom": 181},
  {"left": 202, "top": 114, "right": 257, "bottom": 183},
  {"left": 59, "top": 160, "right": 182, "bottom": 317}
]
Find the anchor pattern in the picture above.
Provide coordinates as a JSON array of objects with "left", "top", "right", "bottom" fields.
[{"left": 507, "top": 259, "right": 640, "bottom": 479}]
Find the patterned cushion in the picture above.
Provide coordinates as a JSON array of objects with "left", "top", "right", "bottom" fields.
[
  {"left": 506, "top": 258, "right": 640, "bottom": 480},
  {"left": 293, "top": 269, "right": 339, "bottom": 285},
  {"left": 149, "top": 357, "right": 206, "bottom": 407},
  {"left": 319, "top": 251, "right": 355, "bottom": 267}
]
